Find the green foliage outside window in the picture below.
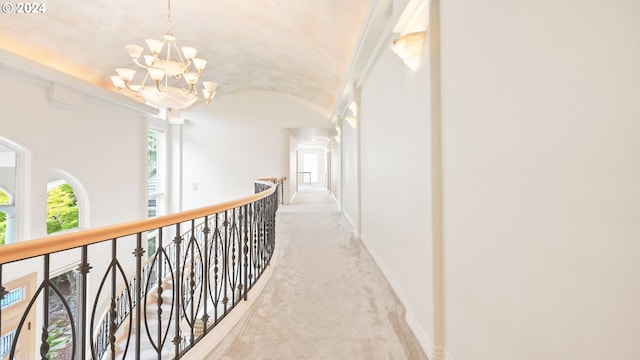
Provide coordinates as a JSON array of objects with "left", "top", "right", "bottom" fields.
[
  {"left": 0, "top": 212, "right": 5, "bottom": 245},
  {"left": 0, "top": 190, "right": 8, "bottom": 245},
  {"left": 47, "top": 183, "right": 78, "bottom": 234},
  {"left": 0, "top": 191, "right": 8, "bottom": 204}
]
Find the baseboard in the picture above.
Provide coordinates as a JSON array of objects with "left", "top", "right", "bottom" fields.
[
  {"left": 405, "top": 309, "right": 444, "bottom": 360},
  {"left": 342, "top": 211, "right": 360, "bottom": 239},
  {"left": 359, "top": 232, "right": 447, "bottom": 360},
  {"left": 329, "top": 192, "right": 341, "bottom": 210},
  {"left": 405, "top": 307, "right": 443, "bottom": 360},
  {"left": 359, "top": 233, "right": 408, "bottom": 303}
]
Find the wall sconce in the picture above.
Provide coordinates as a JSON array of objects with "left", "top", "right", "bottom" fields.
[
  {"left": 344, "top": 101, "right": 358, "bottom": 128},
  {"left": 391, "top": 30, "right": 426, "bottom": 71},
  {"left": 391, "top": 0, "right": 428, "bottom": 71}
]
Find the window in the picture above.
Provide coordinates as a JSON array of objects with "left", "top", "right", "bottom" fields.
[
  {"left": 303, "top": 153, "right": 319, "bottom": 183},
  {"left": 46, "top": 181, "right": 78, "bottom": 234},
  {"left": 147, "top": 129, "right": 165, "bottom": 218},
  {"left": 0, "top": 287, "right": 24, "bottom": 309},
  {"left": 147, "top": 129, "right": 165, "bottom": 255},
  {"left": 0, "top": 189, "right": 9, "bottom": 245},
  {"left": 0, "top": 145, "right": 16, "bottom": 245}
]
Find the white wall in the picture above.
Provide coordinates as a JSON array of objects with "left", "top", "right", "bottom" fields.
[
  {"left": 349, "top": 0, "right": 640, "bottom": 359},
  {"left": 288, "top": 132, "right": 298, "bottom": 203},
  {"left": 0, "top": 53, "right": 151, "bottom": 351},
  {"left": 0, "top": 65, "right": 148, "bottom": 242},
  {"left": 359, "top": 41, "right": 433, "bottom": 354},
  {"left": 181, "top": 92, "right": 326, "bottom": 209},
  {"left": 340, "top": 118, "right": 360, "bottom": 234},
  {"left": 329, "top": 137, "right": 341, "bottom": 203},
  {"left": 439, "top": 1, "right": 640, "bottom": 359}
]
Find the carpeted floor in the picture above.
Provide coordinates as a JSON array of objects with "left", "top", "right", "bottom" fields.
[{"left": 204, "top": 189, "right": 427, "bottom": 360}]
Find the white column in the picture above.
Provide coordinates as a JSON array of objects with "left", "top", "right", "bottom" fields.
[
  {"left": 167, "top": 120, "right": 184, "bottom": 213},
  {"left": 0, "top": 205, "right": 16, "bottom": 244}
]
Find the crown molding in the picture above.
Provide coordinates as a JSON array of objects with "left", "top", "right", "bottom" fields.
[
  {"left": 331, "top": 0, "right": 425, "bottom": 123},
  {"left": 0, "top": 49, "right": 157, "bottom": 117}
]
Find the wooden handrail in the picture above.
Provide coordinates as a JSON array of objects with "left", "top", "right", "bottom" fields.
[
  {"left": 0, "top": 184, "right": 278, "bottom": 265},
  {"left": 256, "top": 176, "right": 286, "bottom": 183}
]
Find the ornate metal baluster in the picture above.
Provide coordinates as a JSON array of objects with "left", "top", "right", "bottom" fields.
[
  {"left": 230, "top": 208, "right": 238, "bottom": 305},
  {"left": 134, "top": 233, "right": 144, "bottom": 360},
  {"left": 202, "top": 216, "right": 210, "bottom": 335},
  {"left": 109, "top": 240, "right": 117, "bottom": 359},
  {"left": 40, "top": 255, "right": 50, "bottom": 359},
  {"left": 247, "top": 204, "right": 254, "bottom": 289},
  {"left": 156, "top": 228, "right": 164, "bottom": 360},
  {"left": 189, "top": 219, "right": 196, "bottom": 346},
  {"left": 242, "top": 204, "right": 249, "bottom": 300},
  {"left": 213, "top": 214, "right": 220, "bottom": 323},
  {"left": 172, "top": 223, "right": 182, "bottom": 357},
  {"left": 0, "top": 265, "right": 7, "bottom": 359},
  {"left": 222, "top": 211, "right": 230, "bottom": 312},
  {"left": 76, "top": 246, "right": 91, "bottom": 360}
]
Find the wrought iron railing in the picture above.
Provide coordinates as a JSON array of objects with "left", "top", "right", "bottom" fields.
[{"left": 0, "top": 178, "right": 282, "bottom": 359}]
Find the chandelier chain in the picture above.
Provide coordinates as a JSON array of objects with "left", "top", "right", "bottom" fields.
[{"left": 167, "top": 0, "right": 173, "bottom": 35}]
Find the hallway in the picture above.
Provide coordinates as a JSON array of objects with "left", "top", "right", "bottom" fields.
[{"left": 204, "top": 189, "right": 427, "bottom": 359}]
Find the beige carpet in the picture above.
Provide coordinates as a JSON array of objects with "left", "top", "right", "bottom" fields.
[{"left": 204, "top": 189, "right": 427, "bottom": 360}]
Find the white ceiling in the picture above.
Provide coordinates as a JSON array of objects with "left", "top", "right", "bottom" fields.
[{"left": 0, "top": 0, "right": 370, "bottom": 125}]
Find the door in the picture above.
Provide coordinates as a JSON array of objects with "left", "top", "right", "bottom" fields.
[{"left": 1, "top": 272, "right": 36, "bottom": 359}]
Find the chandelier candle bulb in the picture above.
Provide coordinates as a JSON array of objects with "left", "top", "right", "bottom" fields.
[
  {"left": 181, "top": 47, "right": 198, "bottom": 60},
  {"left": 203, "top": 81, "right": 217, "bottom": 92},
  {"left": 193, "top": 58, "right": 207, "bottom": 71},
  {"left": 148, "top": 68, "right": 166, "bottom": 81},
  {"left": 144, "top": 55, "right": 155, "bottom": 67},
  {"left": 183, "top": 72, "right": 198, "bottom": 85},
  {"left": 126, "top": 44, "right": 144, "bottom": 59},
  {"left": 116, "top": 68, "right": 136, "bottom": 82},
  {"left": 111, "top": 76, "right": 125, "bottom": 89},
  {"left": 146, "top": 39, "right": 164, "bottom": 54}
]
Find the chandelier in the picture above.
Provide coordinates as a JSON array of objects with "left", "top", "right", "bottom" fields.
[{"left": 110, "top": 0, "right": 217, "bottom": 110}]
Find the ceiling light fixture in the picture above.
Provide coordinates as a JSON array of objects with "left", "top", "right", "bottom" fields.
[{"left": 110, "top": 0, "right": 217, "bottom": 110}]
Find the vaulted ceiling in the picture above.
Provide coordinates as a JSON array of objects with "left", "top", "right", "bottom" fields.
[{"left": 0, "top": 0, "right": 370, "bottom": 118}]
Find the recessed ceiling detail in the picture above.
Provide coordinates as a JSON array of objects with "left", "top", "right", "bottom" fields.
[{"left": 0, "top": 0, "right": 369, "bottom": 116}]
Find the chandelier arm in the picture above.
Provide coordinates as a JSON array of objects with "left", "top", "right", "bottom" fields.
[
  {"left": 171, "top": 41, "right": 187, "bottom": 64},
  {"left": 118, "top": 87, "right": 145, "bottom": 103},
  {"left": 198, "top": 93, "right": 215, "bottom": 105},
  {"left": 123, "top": 81, "right": 139, "bottom": 94},
  {"left": 132, "top": 58, "right": 149, "bottom": 70},
  {"left": 141, "top": 71, "right": 151, "bottom": 88},
  {"left": 197, "top": 90, "right": 216, "bottom": 104}
]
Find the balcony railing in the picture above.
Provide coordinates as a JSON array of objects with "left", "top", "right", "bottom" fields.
[{"left": 0, "top": 178, "right": 282, "bottom": 359}]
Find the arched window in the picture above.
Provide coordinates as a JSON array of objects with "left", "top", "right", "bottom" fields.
[
  {"left": 0, "top": 188, "right": 10, "bottom": 245},
  {"left": 0, "top": 141, "right": 17, "bottom": 244},
  {"left": 46, "top": 180, "right": 79, "bottom": 234}
]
